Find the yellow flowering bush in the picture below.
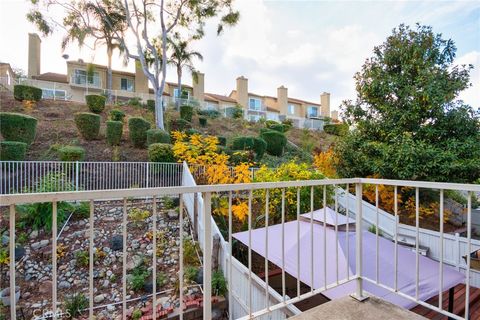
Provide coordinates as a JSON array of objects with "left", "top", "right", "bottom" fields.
[
  {"left": 172, "top": 131, "right": 252, "bottom": 221},
  {"left": 313, "top": 148, "right": 338, "bottom": 178},
  {"left": 254, "top": 161, "right": 331, "bottom": 222}
]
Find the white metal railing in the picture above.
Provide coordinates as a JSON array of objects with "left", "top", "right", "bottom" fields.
[
  {"left": 0, "top": 161, "right": 183, "bottom": 194},
  {"left": 70, "top": 74, "right": 102, "bottom": 88},
  {"left": 1, "top": 178, "right": 478, "bottom": 319}
]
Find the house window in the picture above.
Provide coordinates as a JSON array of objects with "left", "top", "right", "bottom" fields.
[
  {"left": 307, "top": 106, "right": 318, "bottom": 118},
  {"left": 120, "top": 78, "right": 134, "bottom": 92},
  {"left": 249, "top": 98, "right": 261, "bottom": 111},
  {"left": 41, "top": 88, "right": 66, "bottom": 100},
  {"left": 72, "top": 69, "right": 100, "bottom": 87},
  {"left": 174, "top": 88, "right": 190, "bottom": 99},
  {"left": 288, "top": 104, "right": 295, "bottom": 115}
]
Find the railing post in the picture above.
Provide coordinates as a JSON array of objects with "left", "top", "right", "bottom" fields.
[
  {"left": 146, "top": 162, "right": 150, "bottom": 188},
  {"left": 351, "top": 182, "right": 368, "bottom": 301},
  {"left": 75, "top": 161, "right": 79, "bottom": 192},
  {"left": 203, "top": 192, "right": 212, "bottom": 319}
]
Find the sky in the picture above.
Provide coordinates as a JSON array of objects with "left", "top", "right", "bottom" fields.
[{"left": 0, "top": 0, "right": 479, "bottom": 111}]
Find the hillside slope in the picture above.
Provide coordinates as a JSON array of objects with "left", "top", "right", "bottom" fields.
[{"left": 0, "top": 91, "right": 337, "bottom": 163}]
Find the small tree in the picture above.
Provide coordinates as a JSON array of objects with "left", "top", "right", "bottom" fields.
[
  {"left": 168, "top": 37, "right": 203, "bottom": 108},
  {"left": 337, "top": 24, "right": 479, "bottom": 183}
]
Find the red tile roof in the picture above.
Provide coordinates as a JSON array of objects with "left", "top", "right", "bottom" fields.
[{"left": 32, "top": 72, "right": 68, "bottom": 83}]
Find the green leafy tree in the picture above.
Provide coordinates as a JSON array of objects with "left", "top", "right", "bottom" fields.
[
  {"left": 337, "top": 24, "right": 479, "bottom": 183},
  {"left": 168, "top": 36, "right": 203, "bottom": 108}
]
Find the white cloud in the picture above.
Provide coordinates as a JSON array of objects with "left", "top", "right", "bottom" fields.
[{"left": 455, "top": 51, "right": 480, "bottom": 108}]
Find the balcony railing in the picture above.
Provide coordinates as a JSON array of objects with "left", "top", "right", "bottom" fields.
[
  {"left": 70, "top": 74, "right": 102, "bottom": 88},
  {"left": 1, "top": 168, "right": 479, "bottom": 320}
]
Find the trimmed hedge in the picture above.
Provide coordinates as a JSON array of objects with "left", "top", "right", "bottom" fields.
[
  {"left": 260, "top": 130, "right": 287, "bottom": 156},
  {"left": 148, "top": 143, "right": 175, "bottom": 162},
  {"left": 198, "top": 109, "right": 221, "bottom": 119},
  {"left": 199, "top": 117, "right": 207, "bottom": 127},
  {"left": 180, "top": 105, "right": 194, "bottom": 122},
  {"left": 128, "top": 117, "right": 151, "bottom": 148},
  {"left": 231, "top": 136, "right": 267, "bottom": 160},
  {"left": 110, "top": 109, "right": 125, "bottom": 122},
  {"left": 74, "top": 112, "right": 101, "bottom": 140},
  {"left": 106, "top": 121, "right": 123, "bottom": 146},
  {"left": 169, "top": 119, "right": 191, "bottom": 132},
  {"left": 0, "top": 112, "right": 38, "bottom": 145},
  {"left": 324, "top": 123, "right": 349, "bottom": 136},
  {"left": 13, "top": 85, "right": 42, "bottom": 101},
  {"left": 0, "top": 141, "right": 27, "bottom": 161},
  {"left": 85, "top": 95, "right": 106, "bottom": 113},
  {"left": 59, "top": 146, "right": 85, "bottom": 161},
  {"left": 147, "top": 129, "right": 170, "bottom": 145},
  {"left": 147, "top": 99, "right": 155, "bottom": 112},
  {"left": 217, "top": 136, "right": 227, "bottom": 146}
]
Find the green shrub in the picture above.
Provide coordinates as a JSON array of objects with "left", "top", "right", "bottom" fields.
[
  {"left": 231, "top": 136, "right": 267, "bottom": 160},
  {"left": 198, "top": 109, "right": 220, "bottom": 119},
  {"left": 180, "top": 105, "right": 194, "bottom": 122},
  {"left": 85, "top": 95, "right": 106, "bottom": 113},
  {"left": 217, "top": 136, "right": 227, "bottom": 146},
  {"left": 128, "top": 265, "right": 149, "bottom": 292},
  {"left": 106, "top": 121, "right": 123, "bottom": 146},
  {"left": 0, "top": 112, "right": 38, "bottom": 145},
  {"left": 110, "top": 109, "right": 125, "bottom": 121},
  {"left": 59, "top": 146, "right": 85, "bottom": 161},
  {"left": 186, "top": 128, "right": 201, "bottom": 136},
  {"left": 17, "top": 173, "right": 74, "bottom": 231},
  {"left": 128, "top": 117, "right": 151, "bottom": 148},
  {"left": 324, "top": 123, "right": 348, "bottom": 136},
  {"left": 212, "top": 271, "right": 227, "bottom": 297},
  {"left": 147, "top": 129, "right": 170, "bottom": 145},
  {"left": 147, "top": 99, "right": 155, "bottom": 112},
  {"left": 231, "top": 105, "right": 244, "bottom": 119},
  {"left": 74, "top": 112, "right": 101, "bottom": 140},
  {"left": 266, "top": 122, "right": 285, "bottom": 133},
  {"left": 260, "top": 130, "right": 287, "bottom": 156},
  {"left": 64, "top": 293, "right": 88, "bottom": 318},
  {"left": 0, "top": 141, "right": 27, "bottom": 160},
  {"left": 127, "top": 97, "right": 143, "bottom": 107},
  {"left": 169, "top": 119, "right": 190, "bottom": 132},
  {"left": 148, "top": 143, "right": 175, "bottom": 162},
  {"left": 230, "top": 150, "right": 254, "bottom": 165},
  {"left": 13, "top": 85, "right": 42, "bottom": 101},
  {"left": 199, "top": 117, "right": 207, "bottom": 127}
]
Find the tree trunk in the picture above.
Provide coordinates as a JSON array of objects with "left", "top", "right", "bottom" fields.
[
  {"left": 155, "top": 89, "right": 165, "bottom": 130},
  {"left": 176, "top": 66, "right": 182, "bottom": 110},
  {"left": 106, "top": 47, "right": 113, "bottom": 103}
]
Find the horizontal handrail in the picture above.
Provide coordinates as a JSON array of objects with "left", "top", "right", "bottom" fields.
[{"left": 2, "top": 178, "right": 478, "bottom": 204}]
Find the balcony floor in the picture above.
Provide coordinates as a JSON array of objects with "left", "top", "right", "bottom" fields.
[{"left": 290, "top": 296, "right": 426, "bottom": 320}]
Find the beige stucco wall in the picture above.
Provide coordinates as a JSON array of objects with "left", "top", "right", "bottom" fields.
[
  {"left": 235, "top": 76, "right": 248, "bottom": 109},
  {"left": 28, "top": 33, "right": 41, "bottom": 78},
  {"left": 193, "top": 72, "right": 204, "bottom": 101}
]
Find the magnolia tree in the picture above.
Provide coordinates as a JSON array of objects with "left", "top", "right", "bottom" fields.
[{"left": 28, "top": 0, "right": 239, "bottom": 129}]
